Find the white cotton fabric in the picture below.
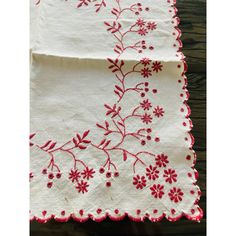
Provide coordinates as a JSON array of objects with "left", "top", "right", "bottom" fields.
[{"left": 30, "top": 0, "right": 202, "bottom": 222}]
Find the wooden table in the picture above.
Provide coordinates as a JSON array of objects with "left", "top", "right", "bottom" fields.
[{"left": 30, "top": 0, "right": 206, "bottom": 235}]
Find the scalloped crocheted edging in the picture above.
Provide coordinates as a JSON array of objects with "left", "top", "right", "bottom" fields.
[
  {"left": 168, "top": 0, "right": 203, "bottom": 220},
  {"left": 30, "top": 208, "right": 204, "bottom": 223}
]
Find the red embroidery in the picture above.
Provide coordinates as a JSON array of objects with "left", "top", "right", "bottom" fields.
[
  {"left": 30, "top": 0, "right": 203, "bottom": 222},
  {"left": 150, "top": 184, "right": 165, "bottom": 199},
  {"left": 168, "top": 187, "right": 184, "bottom": 203}
]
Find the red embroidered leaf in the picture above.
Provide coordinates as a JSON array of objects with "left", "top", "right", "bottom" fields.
[
  {"left": 114, "top": 90, "right": 121, "bottom": 98},
  {"left": 78, "top": 145, "right": 87, "bottom": 150},
  {"left": 117, "top": 121, "right": 124, "bottom": 127},
  {"left": 106, "top": 110, "right": 113, "bottom": 116},
  {"left": 104, "top": 104, "right": 112, "bottom": 109},
  {"left": 41, "top": 140, "right": 52, "bottom": 149},
  {"left": 48, "top": 142, "right": 57, "bottom": 150},
  {"left": 99, "top": 139, "right": 106, "bottom": 146},
  {"left": 104, "top": 22, "right": 111, "bottom": 27},
  {"left": 96, "top": 123, "right": 104, "bottom": 129},
  {"left": 123, "top": 151, "right": 127, "bottom": 161},
  {"left": 30, "top": 133, "right": 36, "bottom": 139},
  {"left": 104, "top": 130, "right": 112, "bottom": 136},
  {"left": 82, "top": 140, "right": 91, "bottom": 144},
  {"left": 72, "top": 137, "right": 77, "bottom": 146},
  {"left": 115, "top": 85, "right": 123, "bottom": 92},
  {"left": 105, "top": 121, "right": 109, "bottom": 128},
  {"left": 82, "top": 130, "right": 90, "bottom": 139},
  {"left": 103, "top": 140, "right": 111, "bottom": 148},
  {"left": 76, "top": 133, "right": 82, "bottom": 142},
  {"left": 120, "top": 60, "right": 124, "bottom": 67},
  {"left": 112, "top": 68, "right": 119, "bottom": 73},
  {"left": 30, "top": 142, "right": 34, "bottom": 147}
]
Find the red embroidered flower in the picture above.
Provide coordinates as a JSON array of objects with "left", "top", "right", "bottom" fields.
[
  {"left": 163, "top": 169, "right": 178, "bottom": 184},
  {"left": 141, "top": 67, "right": 152, "bottom": 78},
  {"left": 136, "top": 18, "right": 145, "bottom": 27},
  {"left": 140, "top": 99, "right": 152, "bottom": 111},
  {"left": 146, "top": 165, "right": 159, "bottom": 180},
  {"left": 141, "top": 113, "right": 153, "bottom": 124},
  {"left": 81, "top": 167, "right": 95, "bottom": 180},
  {"left": 69, "top": 169, "right": 81, "bottom": 183},
  {"left": 76, "top": 180, "right": 89, "bottom": 194},
  {"left": 155, "top": 153, "right": 169, "bottom": 167},
  {"left": 133, "top": 175, "right": 146, "bottom": 189},
  {"left": 168, "top": 187, "right": 184, "bottom": 203},
  {"left": 147, "top": 22, "right": 157, "bottom": 30},
  {"left": 140, "top": 57, "right": 151, "bottom": 66},
  {"left": 153, "top": 106, "right": 165, "bottom": 117},
  {"left": 138, "top": 28, "right": 148, "bottom": 36},
  {"left": 150, "top": 184, "right": 164, "bottom": 199},
  {"left": 152, "top": 61, "right": 163, "bottom": 72}
]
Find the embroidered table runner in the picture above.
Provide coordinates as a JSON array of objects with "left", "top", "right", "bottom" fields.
[{"left": 30, "top": 0, "right": 203, "bottom": 222}]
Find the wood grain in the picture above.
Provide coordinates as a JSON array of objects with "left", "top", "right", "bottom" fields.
[{"left": 30, "top": 0, "right": 206, "bottom": 235}]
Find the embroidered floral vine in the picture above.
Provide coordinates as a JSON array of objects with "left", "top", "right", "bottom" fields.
[{"left": 30, "top": 0, "right": 190, "bottom": 206}]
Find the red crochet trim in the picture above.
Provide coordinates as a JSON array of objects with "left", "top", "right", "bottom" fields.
[{"left": 30, "top": 0, "right": 203, "bottom": 223}]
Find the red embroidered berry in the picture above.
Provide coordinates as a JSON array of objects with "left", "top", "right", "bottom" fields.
[
  {"left": 137, "top": 3, "right": 142, "bottom": 7},
  {"left": 171, "top": 209, "right": 176, "bottom": 214},
  {"left": 42, "top": 210, "right": 47, "bottom": 216},
  {"left": 56, "top": 173, "right": 61, "bottom": 179},
  {"left": 144, "top": 82, "right": 149, "bottom": 86},
  {"left": 142, "top": 45, "right": 147, "bottom": 49},
  {"left": 47, "top": 182, "right": 53, "bottom": 188},
  {"left": 138, "top": 50, "right": 142, "bottom": 53},
  {"left": 106, "top": 172, "right": 111, "bottom": 178},
  {"left": 152, "top": 89, "right": 157, "bottom": 94},
  {"left": 99, "top": 167, "right": 105, "bottom": 174},
  {"left": 183, "top": 122, "right": 187, "bottom": 126},
  {"left": 114, "top": 172, "right": 119, "bottom": 177},
  {"left": 147, "top": 128, "right": 152, "bottom": 133},
  {"left": 106, "top": 181, "right": 111, "bottom": 187},
  {"left": 178, "top": 64, "right": 181, "bottom": 68},
  {"left": 149, "top": 46, "right": 154, "bottom": 50},
  {"left": 136, "top": 209, "right": 141, "bottom": 214},
  {"left": 178, "top": 80, "right": 181, "bottom": 83},
  {"left": 142, "top": 40, "right": 146, "bottom": 44},
  {"left": 141, "top": 140, "right": 146, "bottom": 145},
  {"left": 147, "top": 135, "right": 151, "bottom": 140},
  {"left": 191, "top": 209, "right": 195, "bottom": 214},
  {"left": 135, "top": 12, "right": 139, "bottom": 15},
  {"left": 155, "top": 137, "right": 160, "bottom": 142},
  {"left": 144, "top": 88, "right": 149, "bottom": 92},
  {"left": 190, "top": 190, "right": 195, "bottom": 195},
  {"left": 114, "top": 209, "right": 119, "bottom": 214},
  {"left": 48, "top": 173, "right": 54, "bottom": 179},
  {"left": 138, "top": 8, "right": 142, "bottom": 12},
  {"left": 79, "top": 209, "right": 84, "bottom": 216},
  {"left": 61, "top": 210, "right": 65, "bottom": 216},
  {"left": 180, "top": 108, "right": 184, "bottom": 112},
  {"left": 42, "top": 169, "right": 47, "bottom": 175},
  {"left": 145, "top": 7, "right": 150, "bottom": 11},
  {"left": 141, "top": 92, "right": 145, "bottom": 97},
  {"left": 188, "top": 173, "right": 192, "bottom": 177},
  {"left": 153, "top": 209, "right": 158, "bottom": 214},
  {"left": 97, "top": 208, "right": 102, "bottom": 214}
]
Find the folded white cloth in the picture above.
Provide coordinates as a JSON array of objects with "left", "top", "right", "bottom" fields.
[{"left": 30, "top": 0, "right": 202, "bottom": 222}]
